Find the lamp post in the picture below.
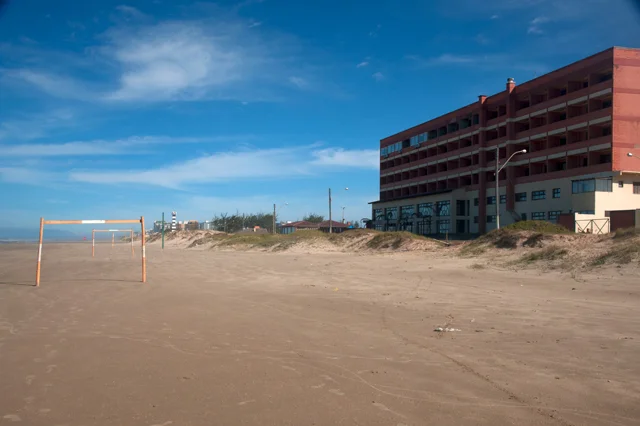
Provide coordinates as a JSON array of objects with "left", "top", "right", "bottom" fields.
[
  {"left": 495, "top": 148, "right": 527, "bottom": 230},
  {"left": 341, "top": 206, "right": 346, "bottom": 223},
  {"left": 329, "top": 187, "right": 349, "bottom": 233}
]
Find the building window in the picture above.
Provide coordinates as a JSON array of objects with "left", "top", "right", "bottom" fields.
[
  {"left": 437, "top": 220, "right": 450, "bottom": 233},
  {"left": 400, "top": 205, "right": 415, "bottom": 218},
  {"left": 553, "top": 188, "right": 561, "bottom": 198},
  {"left": 395, "top": 142, "right": 402, "bottom": 152},
  {"left": 532, "top": 212, "right": 546, "bottom": 220},
  {"left": 474, "top": 216, "right": 478, "bottom": 224},
  {"left": 515, "top": 192, "right": 527, "bottom": 202},
  {"left": 618, "top": 181, "right": 624, "bottom": 188},
  {"left": 486, "top": 215, "right": 495, "bottom": 223},
  {"left": 521, "top": 213, "right": 527, "bottom": 221},
  {"left": 548, "top": 211, "right": 562, "bottom": 223},
  {"left": 435, "top": 200, "right": 450, "bottom": 217},
  {"left": 532, "top": 190, "right": 546, "bottom": 200},
  {"left": 500, "top": 195, "right": 506, "bottom": 204},
  {"left": 487, "top": 196, "right": 496, "bottom": 205},
  {"left": 418, "top": 203, "right": 433, "bottom": 217},
  {"left": 380, "top": 147, "right": 388, "bottom": 157},
  {"left": 474, "top": 198, "right": 479, "bottom": 206},
  {"left": 385, "top": 207, "right": 398, "bottom": 220},
  {"left": 634, "top": 183, "right": 640, "bottom": 194},
  {"left": 572, "top": 178, "right": 613, "bottom": 194},
  {"left": 577, "top": 210, "right": 595, "bottom": 214},
  {"left": 373, "top": 208, "right": 383, "bottom": 220}
]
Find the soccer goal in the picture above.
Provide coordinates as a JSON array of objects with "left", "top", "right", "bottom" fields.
[
  {"left": 92, "top": 229, "right": 135, "bottom": 257},
  {"left": 35, "top": 217, "right": 146, "bottom": 287}
]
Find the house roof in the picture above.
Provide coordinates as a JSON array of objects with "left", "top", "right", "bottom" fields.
[
  {"left": 318, "top": 220, "right": 348, "bottom": 228},
  {"left": 281, "top": 221, "right": 319, "bottom": 229}
]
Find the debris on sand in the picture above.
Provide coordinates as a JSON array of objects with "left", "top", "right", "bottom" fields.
[{"left": 434, "top": 327, "right": 461, "bottom": 332}]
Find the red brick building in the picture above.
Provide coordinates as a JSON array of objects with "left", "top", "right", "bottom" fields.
[{"left": 371, "top": 47, "right": 640, "bottom": 235}]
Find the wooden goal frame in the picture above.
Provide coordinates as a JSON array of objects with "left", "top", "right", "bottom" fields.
[
  {"left": 92, "top": 229, "right": 135, "bottom": 257},
  {"left": 35, "top": 217, "right": 146, "bottom": 286}
]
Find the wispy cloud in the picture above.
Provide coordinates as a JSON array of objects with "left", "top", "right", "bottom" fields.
[
  {"left": 527, "top": 16, "right": 550, "bottom": 34},
  {"left": 3, "top": 6, "right": 311, "bottom": 104},
  {"left": 490, "top": 14, "right": 500, "bottom": 19},
  {"left": 371, "top": 72, "right": 384, "bottom": 82},
  {"left": 288, "top": 76, "right": 308, "bottom": 89},
  {"left": 0, "top": 109, "right": 76, "bottom": 142},
  {"left": 0, "top": 136, "right": 222, "bottom": 157},
  {"left": 311, "top": 148, "right": 378, "bottom": 169},
  {"left": 66, "top": 146, "right": 378, "bottom": 189},
  {"left": 356, "top": 61, "right": 369, "bottom": 68},
  {"left": 115, "top": 5, "right": 147, "bottom": 20},
  {"left": 475, "top": 33, "right": 490, "bottom": 45},
  {"left": 406, "top": 53, "right": 547, "bottom": 74}
]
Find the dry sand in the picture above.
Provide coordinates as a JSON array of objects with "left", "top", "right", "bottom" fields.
[{"left": 0, "top": 242, "right": 639, "bottom": 425}]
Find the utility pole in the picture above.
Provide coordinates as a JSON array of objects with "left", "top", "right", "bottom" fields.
[
  {"left": 161, "top": 212, "right": 165, "bottom": 250},
  {"left": 328, "top": 188, "right": 332, "bottom": 233},
  {"left": 273, "top": 203, "right": 276, "bottom": 234}
]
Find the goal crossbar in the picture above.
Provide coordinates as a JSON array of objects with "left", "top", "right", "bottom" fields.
[
  {"left": 36, "top": 217, "right": 146, "bottom": 286},
  {"left": 92, "top": 229, "right": 135, "bottom": 257}
]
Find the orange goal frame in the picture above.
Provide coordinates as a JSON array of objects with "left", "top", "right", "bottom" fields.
[
  {"left": 35, "top": 217, "right": 146, "bottom": 287},
  {"left": 92, "top": 229, "right": 135, "bottom": 257}
]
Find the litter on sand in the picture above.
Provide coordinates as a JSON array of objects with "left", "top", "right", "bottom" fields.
[{"left": 434, "top": 327, "right": 461, "bottom": 332}]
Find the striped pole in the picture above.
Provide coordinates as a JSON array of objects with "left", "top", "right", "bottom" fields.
[
  {"left": 35, "top": 217, "right": 44, "bottom": 287},
  {"left": 141, "top": 216, "right": 146, "bottom": 283},
  {"left": 92, "top": 230, "right": 95, "bottom": 257},
  {"left": 171, "top": 211, "right": 177, "bottom": 231}
]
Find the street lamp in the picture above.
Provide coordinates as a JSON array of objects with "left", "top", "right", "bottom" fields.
[
  {"left": 495, "top": 148, "right": 527, "bottom": 230},
  {"left": 272, "top": 202, "right": 288, "bottom": 234},
  {"left": 341, "top": 206, "right": 346, "bottom": 223},
  {"left": 329, "top": 187, "right": 349, "bottom": 233}
]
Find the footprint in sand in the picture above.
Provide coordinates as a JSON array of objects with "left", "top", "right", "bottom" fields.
[
  {"left": 25, "top": 375, "right": 35, "bottom": 385},
  {"left": 46, "top": 365, "right": 57, "bottom": 374},
  {"left": 329, "top": 389, "right": 345, "bottom": 396},
  {"left": 3, "top": 414, "right": 21, "bottom": 422}
]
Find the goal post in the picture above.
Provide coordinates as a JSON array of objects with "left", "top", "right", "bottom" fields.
[
  {"left": 35, "top": 217, "right": 146, "bottom": 287},
  {"left": 92, "top": 229, "right": 135, "bottom": 257}
]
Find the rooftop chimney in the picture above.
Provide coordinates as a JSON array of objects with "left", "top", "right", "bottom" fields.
[{"left": 506, "top": 77, "right": 516, "bottom": 93}]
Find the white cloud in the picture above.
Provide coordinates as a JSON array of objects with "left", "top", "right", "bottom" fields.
[
  {"left": 3, "top": 69, "right": 93, "bottom": 101},
  {"left": 356, "top": 61, "right": 369, "bottom": 68},
  {"left": 406, "top": 53, "right": 547, "bottom": 74},
  {"left": 3, "top": 8, "right": 310, "bottom": 103},
  {"left": 490, "top": 14, "right": 500, "bottom": 19},
  {"left": 311, "top": 148, "right": 379, "bottom": 169},
  {"left": 0, "top": 109, "right": 76, "bottom": 142},
  {"left": 371, "top": 72, "right": 384, "bottom": 81},
  {"left": 115, "top": 5, "right": 146, "bottom": 19},
  {"left": 0, "top": 167, "right": 63, "bottom": 185},
  {"left": 69, "top": 147, "right": 312, "bottom": 188},
  {"left": 67, "top": 146, "right": 377, "bottom": 189},
  {"left": 527, "top": 16, "right": 550, "bottom": 34},
  {"left": 288, "top": 76, "right": 308, "bottom": 89},
  {"left": 104, "top": 21, "right": 249, "bottom": 101},
  {"left": 0, "top": 135, "right": 218, "bottom": 157}
]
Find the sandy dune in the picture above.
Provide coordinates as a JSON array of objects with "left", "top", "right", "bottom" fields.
[{"left": 1, "top": 242, "right": 639, "bottom": 425}]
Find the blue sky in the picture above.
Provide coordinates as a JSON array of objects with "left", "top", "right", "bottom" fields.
[{"left": 1, "top": 0, "right": 639, "bottom": 230}]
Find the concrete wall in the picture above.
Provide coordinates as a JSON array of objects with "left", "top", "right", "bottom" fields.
[{"left": 613, "top": 48, "right": 640, "bottom": 172}]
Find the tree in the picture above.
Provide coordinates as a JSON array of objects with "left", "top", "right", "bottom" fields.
[
  {"left": 351, "top": 220, "right": 361, "bottom": 229},
  {"left": 303, "top": 213, "right": 324, "bottom": 223}
]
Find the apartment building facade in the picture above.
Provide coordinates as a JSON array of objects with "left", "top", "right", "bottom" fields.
[{"left": 371, "top": 47, "right": 640, "bottom": 235}]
